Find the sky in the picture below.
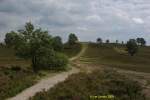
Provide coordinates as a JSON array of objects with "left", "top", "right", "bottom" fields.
[{"left": 0, "top": 0, "right": 150, "bottom": 44}]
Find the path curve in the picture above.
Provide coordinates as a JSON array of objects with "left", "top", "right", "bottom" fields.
[
  {"left": 69, "top": 43, "right": 87, "bottom": 61},
  {"left": 7, "top": 43, "right": 87, "bottom": 100}
]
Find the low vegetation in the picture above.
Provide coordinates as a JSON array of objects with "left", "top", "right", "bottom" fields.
[
  {"left": 31, "top": 68, "right": 145, "bottom": 100},
  {"left": 63, "top": 43, "right": 82, "bottom": 58},
  {"left": 80, "top": 43, "right": 150, "bottom": 73},
  {"left": 0, "top": 66, "right": 37, "bottom": 99}
]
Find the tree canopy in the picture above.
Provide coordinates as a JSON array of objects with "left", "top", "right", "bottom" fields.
[
  {"left": 126, "top": 39, "right": 138, "bottom": 56},
  {"left": 97, "top": 38, "right": 102, "bottom": 44},
  {"left": 68, "top": 33, "right": 78, "bottom": 45},
  {"left": 136, "top": 38, "right": 146, "bottom": 46},
  {"left": 52, "top": 36, "right": 63, "bottom": 52},
  {"left": 5, "top": 22, "right": 68, "bottom": 72}
]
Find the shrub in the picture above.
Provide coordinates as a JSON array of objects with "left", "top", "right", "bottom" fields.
[
  {"left": 36, "top": 49, "right": 68, "bottom": 70},
  {"left": 0, "top": 67, "right": 37, "bottom": 99},
  {"left": 31, "top": 69, "right": 145, "bottom": 100}
]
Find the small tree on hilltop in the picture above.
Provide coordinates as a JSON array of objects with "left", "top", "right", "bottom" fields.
[
  {"left": 140, "top": 38, "right": 146, "bottom": 46},
  {"left": 136, "top": 38, "right": 146, "bottom": 46},
  {"left": 106, "top": 39, "right": 110, "bottom": 43},
  {"left": 136, "top": 38, "right": 141, "bottom": 45},
  {"left": 116, "top": 40, "right": 118, "bottom": 44},
  {"left": 68, "top": 33, "right": 78, "bottom": 45},
  {"left": 126, "top": 39, "right": 138, "bottom": 56},
  {"left": 97, "top": 38, "right": 102, "bottom": 44}
]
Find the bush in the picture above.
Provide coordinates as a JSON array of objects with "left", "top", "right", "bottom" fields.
[
  {"left": 51, "top": 53, "right": 68, "bottom": 70},
  {"left": 31, "top": 69, "right": 145, "bottom": 100},
  {"left": 0, "top": 67, "right": 37, "bottom": 99},
  {"left": 36, "top": 48, "right": 68, "bottom": 70}
]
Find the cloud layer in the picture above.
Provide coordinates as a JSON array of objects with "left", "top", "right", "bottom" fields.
[{"left": 0, "top": 0, "right": 150, "bottom": 44}]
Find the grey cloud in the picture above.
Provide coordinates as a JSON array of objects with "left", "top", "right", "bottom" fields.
[{"left": 0, "top": 0, "right": 150, "bottom": 44}]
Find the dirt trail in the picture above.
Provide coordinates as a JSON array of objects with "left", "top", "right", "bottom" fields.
[
  {"left": 7, "top": 44, "right": 87, "bottom": 100},
  {"left": 69, "top": 43, "right": 88, "bottom": 61}
]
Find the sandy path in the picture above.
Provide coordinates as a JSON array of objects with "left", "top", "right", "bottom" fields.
[
  {"left": 7, "top": 44, "right": 87, "bottom": 100},
  {"left": 7, "top": 67, "right": 79, "bottom": 100},
  {"left": 69, "top": 43, "right": 87, "bottom": 61}
]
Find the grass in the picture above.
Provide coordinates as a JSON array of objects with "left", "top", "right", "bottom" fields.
[
  {"left": 63, "top": 43, "right": 82, "bottom": 58},
  {"left": 0, "top": 66, "right": 37, "bottom": 99},
  {"left": 31, "top": 68, "right": 145, "bottom": 100},
  {"left": 80, "top": 43, "right": 150, "bottom": 73},
  {"left": 0, "top": 46, "right": 30, "bottom": 67}
]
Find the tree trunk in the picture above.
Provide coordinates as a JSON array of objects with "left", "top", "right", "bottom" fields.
[{"left": 32, "top": 56, "right": 38, "bottom": 73}]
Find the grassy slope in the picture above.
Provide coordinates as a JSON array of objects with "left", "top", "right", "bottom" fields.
[
  {"left": 63, "top": 43, "right": 82, "bottom": 58},
  {"left": 80, "top": 43, "right": 150, "bottom": 73}
]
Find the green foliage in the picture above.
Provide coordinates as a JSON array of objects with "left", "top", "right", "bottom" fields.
[
  {"left": 68, "top": 33, "right": 78, "bottom": 45},
  {"left": 136, "top": 38, "right": 146, "bottom": 46},
  {"left": 106, "top": 39, "right": 110, "bottom": 43},
  {"left": 31, "top": 69, "right": 145, "bottom": 100},
  {"left": 126, "top": 39, "right": 138, "bottom": 56},
  {"left": 96, "top": 38, "right": 102, "bottom": 44},
  {"left": 36, "top": 47, "right": 68, "bottom": 70},
  {"left": 4, "top": 22, "right": 68, "bottom": 72},
  {"left": 52, "top": 36, "right": 63, "bottom": 52},
  {"left": 5, "top": 31, "right": 21, "bottom": 48},
  {"left": 0, "top": 67, "right": 37, "bottom": 99}
]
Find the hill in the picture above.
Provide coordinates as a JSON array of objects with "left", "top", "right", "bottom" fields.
[{"left": 79, "top": 43, "right": 150, "bottom": 73}]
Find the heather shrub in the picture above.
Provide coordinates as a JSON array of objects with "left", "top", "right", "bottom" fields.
[{"left": 31, "top": 69, "right": 145, "bottom": 100}]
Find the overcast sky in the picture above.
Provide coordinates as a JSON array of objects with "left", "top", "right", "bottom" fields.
[{"left": 0, "top": 0, "right": 150, "bottom": 44}]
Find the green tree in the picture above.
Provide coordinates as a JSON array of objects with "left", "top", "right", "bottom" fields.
[
  {"left": 106, "top": 39, "right": 110, "bottom": 43},
  {"left": 97, "top": 38, "right": 102, "bottom": 44},
  {"left": 52, "top": 36, "right": 63, "bottom": 52},
  {"left": 126, "top": 39, "right": 138, "bottom": 56},
  {"left": 136, "top": 38, "right": 146, "bottom": 46},
  {"left": 140, "top": 38, "right": 146, "bottom": 46},
  {"left": 116, "top": 40, "right": 118, "bottom": 44},
  {"left": 5, "top": 22, "right": 68, "bottom": 72},
  {"left": 5, "top": 31, "right": 21, "bottom": 48},
  {"left": 136, "top": 38, "right": 141, "bottom": 45},
  {"left": 68, "top": 33, "right": 78, "bottom": 45}
]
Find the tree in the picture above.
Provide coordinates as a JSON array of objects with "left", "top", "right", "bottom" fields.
[
  {"left": 52, "top": 36, "right": 63, "bottom": 52},
  {"left": 136, "top": 38, "right": 141, "bottom": 45},
  {"left": 5, "top": 22, "right": 68, "bottom": 72},
  {"left": 106, "top": 39, "right": 110, "bottom": 43},
  {"left": 116, "top": 40, "right": 118, "bottom": 44},
  {"left": 5, "top": 31, "right": 20, "bottom": 48},
  {"left": 97, "top": 38, "right": 102, "bottom": 44},
  {"left": 126, "top": 39, "right": 138, "bottom": 56},
  {"left": 140, "top": 38, "right": 146, "bottom": 46},
  {"left": 136, "top": 38, "right": 146, "bottom": 46},
  {"left": 68, "top": 33, "right": 78, "bottom": 45}
]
